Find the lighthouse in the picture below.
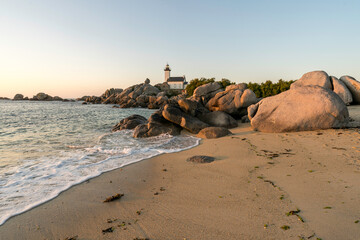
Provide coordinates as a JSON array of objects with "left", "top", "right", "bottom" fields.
[
  {"left": 163, "top": 63, "right": 187, "bottom": 90},
  {"left": 164, "top": 63, "right": 171, "bottom": 82}
]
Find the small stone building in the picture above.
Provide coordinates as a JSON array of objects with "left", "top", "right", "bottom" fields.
[{"left": 164, "top": 64, "right": 187, "bottom": 90}]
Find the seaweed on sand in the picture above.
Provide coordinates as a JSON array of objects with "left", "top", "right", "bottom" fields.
[{"left": 103, "top": 193, "right": 124, "bottom": 202}]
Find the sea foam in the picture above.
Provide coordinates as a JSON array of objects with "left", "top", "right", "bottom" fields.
[{"left": 0, "top": 101, "right": 200, "bottom": 225}]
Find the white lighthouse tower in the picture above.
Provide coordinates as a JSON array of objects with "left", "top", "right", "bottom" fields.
[{"left": 164, "top": 63, "right": 171, "bottom": 82}]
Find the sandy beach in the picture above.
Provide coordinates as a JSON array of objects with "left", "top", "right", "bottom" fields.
[{"left": 0, "top": 106, "right": 359, "bottom": 240}]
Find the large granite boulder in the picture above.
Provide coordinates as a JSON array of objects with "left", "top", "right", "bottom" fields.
[
  {"left": 154, "top": 82, "right": 170, "bottom": 92},
  {"left": 135, "top": 95, "right": 149, "bottom": 108},
  {"left": 103, "top": 94, "right": 116, "bottom": 104},
  {"left": 86, "top": 96, "right": 102, "bottom": 104},
  {"left": 340, "top": 76, "right": 360, "bottom": 104},
  {"left": 117, "top": 86, "right": 135, "bottom": 100},
  {"left": 197, "top": 127, "right": 232, "bottom": 139},
  {"left": 13, "top": 94, "right": 24, "bottom": 100},
  {"left": 193, "top": 82, "right": 223, "bottom": 104},
  {"left": 207, "top": 88, "right": 257, "bottom": 118},
  {"left": 33, "top": 92, "right": 53, "bottom": 101},
  {"left": 291, "top": 71, "right": 332, "bottom": 90},
  {"left": 330, "top": 76, "right": 353, "bottom": 105},
  {"left": 112, "top": 114, "right": 147, "bottom": 132},
  {"left": 142, "top": 84, "right": 160, "bottom": 96},
  {"left": 225, "top": 83, "right": 247, "bottom": 91},
  {"left": 198, "top": 111, "right": 238, "bottom": 128},
  {"left": 162, "top": 104, "right": 209, "bottom": 134},
  {"left": 248, "top": 86, "right": 349, "bottom": 133},
  {"left": 178, "top": 99, "right": 209, "bottom": 117},
  {"left": 133, "top": 111, "right": 182, "bottom": 138}
]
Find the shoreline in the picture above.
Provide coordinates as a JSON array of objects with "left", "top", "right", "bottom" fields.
[
  {"left": 0, "top": 131, "right": 200, "bottom": 227},
  {"left": 0, "top": 108, "right": 360, "bottom": 239}
]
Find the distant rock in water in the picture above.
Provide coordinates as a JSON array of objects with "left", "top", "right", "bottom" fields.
[
  {"left": 248, "top": 85, "right": 349, "bottom": 132},
  {"left": 13, "top": 94, "right": 24, "bottom": 100},
  {"left": 0, "top": 97, "right": 10, "bottom": 100},
  {"left": 26, "top": 92, "right": 64, "bottom": 101},
  {"left": 76, "top": 96, "right": 91, "bottom": 101}
]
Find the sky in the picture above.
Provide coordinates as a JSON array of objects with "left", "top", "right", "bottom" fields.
[{"left": 0, "top": 0, "right": 359, "bottom": 98}]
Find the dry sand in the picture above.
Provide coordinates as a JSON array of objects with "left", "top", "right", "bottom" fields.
[{"left": 0, "top": 107, "right": 360, "bottom": 240}]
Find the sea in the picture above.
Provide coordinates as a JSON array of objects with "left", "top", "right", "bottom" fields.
[{"left": 0, "top": 100, "right": 200, "bottom": 225}]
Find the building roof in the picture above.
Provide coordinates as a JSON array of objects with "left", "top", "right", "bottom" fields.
[{"left": 167, "top": 77, "right": 185, "bottom": 82}]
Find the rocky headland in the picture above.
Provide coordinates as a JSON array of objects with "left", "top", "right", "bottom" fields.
[
  {"left": 12, "top": 93, "right": 74, "bottom": 102},
  {"left": 112, "top": 70, "right": 360, "bottom": 138}
]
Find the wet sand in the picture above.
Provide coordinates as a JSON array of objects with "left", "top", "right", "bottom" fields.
[{"left": 0, "top": 107, "right": 359, "bottom": 240}]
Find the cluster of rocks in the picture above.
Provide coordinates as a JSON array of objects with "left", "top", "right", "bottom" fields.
[
  {"left": 248, "top": 71, "right": 360, "bottom": 133},
  {"left": 112, "top": 70, "right": 359, "bottom": 136},
  {"left": 13, "top": 93, "right": 71, "bottom": 101},
  {"left": 290, "top": 71, "right": 360, "bottom": 105},
  {"left": 83, "top": 79, "right": 184, "bottom": 109},
  {"left": 0, "top": 97, "right": 10, "bottom": 100},
  {"left": 112, "top": 82, "right": 259, "bottom": 139}
]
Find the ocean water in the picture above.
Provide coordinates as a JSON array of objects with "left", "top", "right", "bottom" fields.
[{"left": 0, "top": 101, "right": 199, "bottom": 225}]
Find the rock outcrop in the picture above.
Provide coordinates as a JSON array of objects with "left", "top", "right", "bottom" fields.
[
  {"left": 162, "top": 104, "right": 209, "bottom": 134},
  {"left": 248, "top": 86, "right": 349, "bottom": 132},
  {"left": 13, "top": 94, "right": 24, "bottom": 100},
  {"left": 289, "top": 70, "right": 359, "bottom": 106},
  {"left": 291, "top": 71, "right": 332, "bottom": 90},
  {"left": 133, "top": 111, "right": 182, "bottom": 138},
  {"left": 197, "top": 111, "right": 238, "bottom": 129},
  {"left": 206, "top": 86, "right": 258, "bottom": 118},
  {"left": 193, "top": 82, "right": 223, "bottom": 104},
  {"left": 339, "top": 76, "right": 360, "bottom": 104},
  {"left": 330, "top": 76, "right": 353, "bottom": 105},
  {"left": 24, "top": 92, "right": 64, "bottom": 101},
  {"left": 178, "top": 99, "right": 210, "bottom": 117},
  {"left": 76, "top": 96, "right": 90, "bottom": 101},
  {"left": 85, "top": 80, "right": 175, "bottom": 109},
  {"left": 197, "top": 127, "right": 232, "bottom": 139},
  {"left": 112, "top": 114, "right": 148, "bottom": 132}
]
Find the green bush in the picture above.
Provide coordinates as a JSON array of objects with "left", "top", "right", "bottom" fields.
[
  {"left": 247, "top": 79, "right": 295, "bottom": 98},
  {"left": 185, "top": 78, "right": 215, "bottom": 96},
  {"left": 186, "top": 77, "right": 294, "bottom": 98}
]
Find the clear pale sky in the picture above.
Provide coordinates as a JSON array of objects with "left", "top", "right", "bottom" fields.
[{"left": 0, "top": 0, "right": 359, "bottom": 98}]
